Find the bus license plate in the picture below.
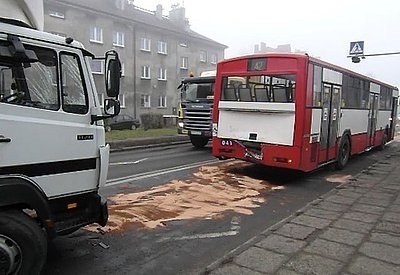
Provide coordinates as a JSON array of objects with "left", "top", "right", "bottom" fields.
[{"left": 221, "top": 140, "right": 233, "bottom": 146}]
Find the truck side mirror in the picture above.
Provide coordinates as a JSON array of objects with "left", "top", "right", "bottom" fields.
[
  {"left": 104, "top": 98, "right": 120, "bottom": 116},
  {"left": 105, "top": 50, "right": 121, "bottom": 98}
]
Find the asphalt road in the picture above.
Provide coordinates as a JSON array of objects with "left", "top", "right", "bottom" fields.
[{"left": 42, "top": 142, "right": 390, "bottom": 275}]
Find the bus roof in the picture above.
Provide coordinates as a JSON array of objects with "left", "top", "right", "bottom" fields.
[{"left": 218, "top": 53, "right": 397, "bottom": 90}]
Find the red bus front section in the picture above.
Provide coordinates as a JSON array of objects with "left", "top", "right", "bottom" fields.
[
  {"left": 212, "top": 53, "right": 399, "bottom": 172},
  {"left": 212, "top": 54, "right": 312, "bottom": 171}
]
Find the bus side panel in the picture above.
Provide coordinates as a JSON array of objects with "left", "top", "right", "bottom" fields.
[
  {"left": 299, "top": 107, "right": 318, "bottom": 171},
  {"left": 350, "top": 133, "right": 369, "bottom": 154},
  {"left": 340, "top": 109, "right": 369, "bottom": 153},
  {"left": 299, "top": 138, "right": 319, "bottom": 172},
  {"left": 262, "top": 144, "right": 302, "bottom": 170},
  {"left": 299, "top": 64, "right": 317, "bottom": 171}
]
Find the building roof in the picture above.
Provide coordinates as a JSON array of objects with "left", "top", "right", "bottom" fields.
[{"left": 47, "top": 0, "right": 227, "bottom": 49}]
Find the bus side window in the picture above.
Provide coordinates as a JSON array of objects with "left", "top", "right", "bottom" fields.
[{"left": 313, "top": 65, "right": 322, "bottom": 107}]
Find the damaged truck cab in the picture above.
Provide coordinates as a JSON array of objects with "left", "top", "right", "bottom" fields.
[{"left": 0, "top": 0, "right": 121, "bottom": 274}]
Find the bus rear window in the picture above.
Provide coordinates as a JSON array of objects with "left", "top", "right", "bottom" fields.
[{"left": 221, "top": 74, "right": 295, "bottom": 103}]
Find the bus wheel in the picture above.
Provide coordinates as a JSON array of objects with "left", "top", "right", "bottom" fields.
[
  {"left": 190, "top": 136, "right": 209, "bottom": 149},
  {"left": 335, "top": 136, "right": 350, "bottom": 170},
  {"left": 0, "top": 210, "right": 47, "bottom": 275}
]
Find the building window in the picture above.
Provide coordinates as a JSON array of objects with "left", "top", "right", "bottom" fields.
[
  {"left": 90, "top": 60, "right": 104, "bottom": 74},
  {"left": 140, "top": 38, "right": 151, "bottom": 51},
  {"left": 141, "top": 66, "right": 151, "bottom": 79},
  {"left": 90, "top": 26, "right": 103, "bottom": 43},
  {"left": 113, "top": 31, "right": 125, "bottom": 47},
  {"left": 179, "top": 41, "right": 188, "bottom": 47},
  {"left": 49, "top": 10, "right": 65, "bottom": 19},
  {"left": 98, "top": 93, "right": 105, "bottom": 107},
  {"left": 200, "top": 51, "right": 207, "bottom": 63},
  {"left": 158, "top": 68, "right": 167, "bottom": 80},
  {"left": 121, "top": 63, "right": 125, "bottom": 77},
  {"left": 158, "top": 96, "right": 167, "bottom": 108},
  {"left": 141, "top": 94, "right": 151, "bottom": 107},
  {"left": 115, "top": 0, "right": 125, "bottom": 10},
  {"left": 180, "top": 57, "right": 188, "bottom": 69},
  {"left": 210, "top": 53, "right": 217, "bottom": 64},
  {"left": 118, "top": 94, "right": 126, "bottom": 108},
  {"left": 158, "top": 41, "right": 167, "bottom": 54}
]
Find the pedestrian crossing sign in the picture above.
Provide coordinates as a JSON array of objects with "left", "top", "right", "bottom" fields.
[{"left": 349, "top": 41, "right": 364, "bottom": 55}]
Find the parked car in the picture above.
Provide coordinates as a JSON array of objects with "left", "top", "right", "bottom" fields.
[{"left": 104, "top": 115, "right": 141, "bottom": 132}]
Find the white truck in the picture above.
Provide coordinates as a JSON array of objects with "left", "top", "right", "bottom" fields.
[{"left": 0, "top": 1, "right": 121, "bottom": 274}]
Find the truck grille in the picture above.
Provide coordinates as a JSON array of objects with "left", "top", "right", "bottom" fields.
[{"left": 183, "top": 107, "right": 212, "bottom": 131}]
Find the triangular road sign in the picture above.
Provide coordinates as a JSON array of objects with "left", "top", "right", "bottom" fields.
[{"left": 349, "top": 41, "right": 364, "bottom": 55}]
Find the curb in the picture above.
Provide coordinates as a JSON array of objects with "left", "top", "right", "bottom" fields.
[{"left": 107, "top": 135, "right": 190, "bottom": 152}]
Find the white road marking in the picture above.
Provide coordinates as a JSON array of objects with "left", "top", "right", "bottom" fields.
[
  {"left": 157, "top": 216, "right": 240, "bottom": 242},
  {"left": 109, "top": 158, "right": 148, "bottom": 166},
  {"left": 106, "top": 159, "right": 224, "bottom": 186},
  {"left": 170, "top": 231, "right": 238, "bottom": 241}
]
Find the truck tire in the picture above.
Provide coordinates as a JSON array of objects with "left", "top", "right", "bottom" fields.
[
  {"left": 190, "top": 136, "right": 209, "bottom": 149},
  {"left": 0, "top": 210, "right": 47, "bottom": 275},
  {"left": 335, "top": 136, "right": 350, "bottom": 170}
]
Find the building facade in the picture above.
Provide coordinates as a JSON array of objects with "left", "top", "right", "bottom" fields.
[{"left": 44, "top": 0, "right": 227, "bottom": 119}]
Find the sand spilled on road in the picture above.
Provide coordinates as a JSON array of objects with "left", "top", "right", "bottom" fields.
[{"left": 89, "top": 161, "right": 283, "bottom": 232}]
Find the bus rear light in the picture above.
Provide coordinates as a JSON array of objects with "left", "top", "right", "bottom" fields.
[{"left": 273, "top": 157, "right": 292, "bottom": 163}]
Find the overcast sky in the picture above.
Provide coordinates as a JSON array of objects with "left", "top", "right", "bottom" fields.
[{"left": 135, "top": 0, "right": 400, "bottom": 87}]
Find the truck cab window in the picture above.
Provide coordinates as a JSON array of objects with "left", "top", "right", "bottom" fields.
[
  {"left": 0, "top": 42, "right": 59, "bottom": 110},
  {"left": 60, "top": 53, "right": 88, "bottom": 114}
]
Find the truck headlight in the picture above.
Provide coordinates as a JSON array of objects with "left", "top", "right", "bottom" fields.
[{"left": 178, "top": 122, "right": 184, "bottom": 128}]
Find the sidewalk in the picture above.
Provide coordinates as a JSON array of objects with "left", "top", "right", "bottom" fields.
[{"left": 205, "top": 142, "right": 400, "bottom": 275}]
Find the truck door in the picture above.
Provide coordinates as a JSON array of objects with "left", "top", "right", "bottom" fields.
[
  {"left": 319, "top": 84, "right": 341, "bottom": 162},
  {"left": 0, "top": 40, "right": 99, "bottom": 198}
]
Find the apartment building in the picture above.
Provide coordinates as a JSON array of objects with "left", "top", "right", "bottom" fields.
[{"left": 44, "top": 0, "right": 227, "bottom": 119}]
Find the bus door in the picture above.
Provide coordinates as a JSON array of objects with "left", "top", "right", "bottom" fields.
[
  {"left": 367, "top": 93, "right": 379, "bottom": 146},
  {"left": 319, "top": 84, "right": 341, "bottom": 162}
]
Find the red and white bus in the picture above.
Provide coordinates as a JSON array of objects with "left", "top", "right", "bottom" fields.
[{"left": 212, "top": 53, "right": 399, "bottom": 172}]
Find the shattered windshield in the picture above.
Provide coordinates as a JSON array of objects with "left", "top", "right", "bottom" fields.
[
  {"left": 0, "top": 42, "right": 59, "bottom": 110},
  {"left": 182, "top": 82, "right": 214, "bottom": 103}
]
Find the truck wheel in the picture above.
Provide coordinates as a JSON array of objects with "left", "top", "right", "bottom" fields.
[
  {"left": 190, "top": 136, "right": 209, "bottom": 149},
  {"left": 335, "top": 136, "right": 350, "bottom": 170},
  {"left": 0, "top": 210, "right": 47, "bottom": 275}
]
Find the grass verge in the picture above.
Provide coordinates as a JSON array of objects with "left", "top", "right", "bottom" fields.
[{"left": 105, "top": 127, "right": 178, "bottom": 141}]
